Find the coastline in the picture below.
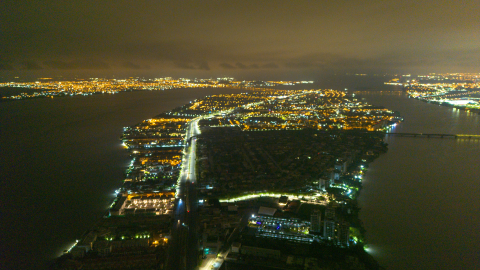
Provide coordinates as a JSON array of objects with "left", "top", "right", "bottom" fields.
[
  {"left": 51, "top": 88, "right": 394, "bottom": 269},
  {"left": 5, "top": 81, "right": 477, "bottom": 269},
  {"left": 416, "top": 98, "right": 480, "bottom": 115}
]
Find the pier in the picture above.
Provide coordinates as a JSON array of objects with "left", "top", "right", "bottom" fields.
[{"left": 384, "top": 133, "right": 480, "bottom": 139}]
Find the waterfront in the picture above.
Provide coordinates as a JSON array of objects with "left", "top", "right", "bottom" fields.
[
  {"left": 303, "top": 76, "right": 479, "bottom": 268},
  {"left": 1, "top": 77, "right": 479, "bottom": 269},
  {"left": 0, "top": 88, "right": 245, "bottom": 270}
]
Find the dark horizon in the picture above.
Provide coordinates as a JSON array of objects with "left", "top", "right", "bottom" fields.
[{"left": 1, "top": 0, "right": 480, "bottom": 80}]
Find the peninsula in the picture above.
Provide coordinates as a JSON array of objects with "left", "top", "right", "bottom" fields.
[
  {"left": 53, "top": 87, "right": 398, "bottom": 270},
  {"left": 384, "top": 72, "right": 480, "bottom": 114}
]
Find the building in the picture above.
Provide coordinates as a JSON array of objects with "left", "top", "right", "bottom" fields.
[
  {"left": 240, "top": 246, "right": 281, "bottom": 259},
  {"left": 331, "top": 170, "right": 340, "bottom": 182},
  {"left": 337, "top": 221, "right": 350, "bottom": 247},
  {"left": 334, "top": 161, "right": 347, "bottom": 174},
  {"left": 318, "top": 178, "right": 328, "bottom": 191},
  {"left": 258, "top": 206, "right": 277, "bottom": 216},
  {"left": 231, "top": 242, "right": 241, "bottom": 253},
  {"left": 325, "top": 207, "right": 336, "bottom": 220},
  {"left": 310, "top": 210, "right": 322, "bottom": 233},
  {"left": 110, "top": 192, "right": 175, "bottom": 216},
  {"left": 109, "top": 196, "right": 127, "bottom": 216},
  {"left": 324, "top": 220, "right": 335, "bottom": 240},
  {"left": 278, "top": 195, "right": 288, "bottom": 206}
]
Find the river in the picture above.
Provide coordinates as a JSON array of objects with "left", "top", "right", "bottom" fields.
[
  {"left": 1, "top": 77, "right": 479, "bottom": 269},
  {"left": 356, "top": 90, "right": 480, "bottom": 269}
]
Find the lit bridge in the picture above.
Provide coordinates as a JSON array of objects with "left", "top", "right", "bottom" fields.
[{"left": 384, "top": 133, "right": 480, "bottom": 139}]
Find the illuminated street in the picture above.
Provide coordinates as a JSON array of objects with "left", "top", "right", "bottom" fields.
[{"left": 166, "top": 118, "right": 201, "bottom": 270}]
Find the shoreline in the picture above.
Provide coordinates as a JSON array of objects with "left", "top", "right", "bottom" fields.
[{"left": 51, "top": 88, "right": 394, "bottom": 269}]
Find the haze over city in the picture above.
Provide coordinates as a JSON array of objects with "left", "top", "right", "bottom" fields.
[
  {"left": 1, "top": 0, "right": 480, "bottom": 80},
  {"left": 2, "top": 1, "right": 480, "bottom": 270}
]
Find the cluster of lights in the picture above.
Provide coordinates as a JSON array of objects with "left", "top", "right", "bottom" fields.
[{"left": 219, "top": 192, "right": 328, "bottom": 204}]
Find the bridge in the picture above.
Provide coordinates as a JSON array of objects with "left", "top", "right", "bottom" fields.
[{"left": 384, "top": 133, "right": 480, "bottom": 139}]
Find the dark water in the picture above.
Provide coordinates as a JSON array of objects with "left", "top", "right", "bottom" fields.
[
  {"left": 0, "top": 88, "right": 246, "bottom": 270},
  {"left": 356, "top": 91, "right": 480, "bottom": 269},
  {"left": 1, "top": 78, "right": 479, "bottom": 269},
  {"left": 312, "top": 76, "right": 480, "bottom": 269}
]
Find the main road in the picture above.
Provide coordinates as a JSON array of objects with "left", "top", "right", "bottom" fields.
[
  {"left": 166, "top": 118, "right": 201, "bottom": 270},
  {"left": 166, "top": 108, "right": 253, "bottom": 269}
]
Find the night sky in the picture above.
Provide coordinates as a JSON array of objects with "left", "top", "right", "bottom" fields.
[{"left": 1, "top": 0, "right": 479, "bottom": 79}]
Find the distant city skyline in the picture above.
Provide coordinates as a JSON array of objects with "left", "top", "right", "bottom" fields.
[{"left": 1, "top": 0, "right": 480, "bottom": 80}]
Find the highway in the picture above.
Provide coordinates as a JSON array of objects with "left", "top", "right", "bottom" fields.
[
  {"left": 166, "top": 118, "right": 201, "bottom": 270},
  {"left": 166, "top": 109, "right": 241, "bottom": 269}
]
